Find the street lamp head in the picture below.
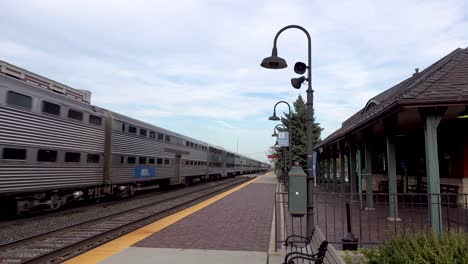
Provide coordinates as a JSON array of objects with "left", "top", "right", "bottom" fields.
[
  {"left": 261, "top": 55, "right": 287, "bottom": 69},
  {"left": 291, "top": 76, "right": 307, "bottom": 89},
  {"left": 268, "top": 112, "right": 281, "bottom": 121},
  {"left": 261, "top": 46, "right": 287, "bottom": 69},
  {"left": 272, "top": 132, "right": 278, "bottom": 137},
  {"left": 294, "top": 62, "right": 307, "bottom": 74}
]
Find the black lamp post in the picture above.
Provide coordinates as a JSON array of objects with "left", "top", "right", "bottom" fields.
[
  {"left": 269, "top": 101, "right": 293, "bottom": 190},
  {"left": 272, "top": 124, "right": 288, "bottom": 186},
  {"left": 261, "top": 25, "right": 315, "bottom": 234}
]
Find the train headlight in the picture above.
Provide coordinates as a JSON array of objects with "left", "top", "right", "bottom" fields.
[{"left": 73, "top": 191, "right": 83, "bottom": 199}]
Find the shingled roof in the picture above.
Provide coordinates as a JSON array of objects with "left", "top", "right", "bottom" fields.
[{"left": 316, "top": 47, "right": 468, "bottom": 149}]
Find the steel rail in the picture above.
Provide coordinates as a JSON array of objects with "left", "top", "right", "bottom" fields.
[{"left": 0, "top": 176, "right": 253, "bottom": 263}]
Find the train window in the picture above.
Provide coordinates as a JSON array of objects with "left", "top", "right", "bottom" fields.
[
  {"left": 89, "top": 115, "right": 102, "bottom": 126},
  {"left": 158, "top": 133, "right": 164, "bottom": 140},
  {"left": 65, "top": 152, "right": 81, "bottom": 162},
  {"left": 198, "top": 161, "right": 201, "bottom": 166},
  {"left": 165, "top": 135, "right": 170, "bottom": 142},
  {"left": 149, "top": 131, "right": 156, "bottom": 139},
  {"left": 185, "top": 160, "right": 189, "bottom": 165},
  {"left": 190, "top": 142, "right": 194, "bottom": 148},
  {"left": 164, "top": 159, "right": 170, "bottom": 165},
  {"left": 42, "top": 101, "right": 61, "bottom": 116},
  {"left": 139, "top": 157, "right": 146, "bottom": 164},
  {"left": 37, "top": 149, "right": 57, "bottom": 162},
  {"left": 157, "top": 158, "right": 163, "bottom": 165},
  {"left": 68, "top": 109, "right": 83, "bottom": 121},
  {"left": 120, "top": 156, "right": 124, "bottom": 164},
  {"left": 148, "top": 158, "right": 155, "bottom": 164},
  {"left": 194, "top": 144, "right": 198, "bottom": 149},
  {"left": 186, "top": 141, "right": 190, "bottom": 147},
  {"left": 7, "top": 91, "right": 32, "bottom": 109},
  {"left": 190, "top": 161, "right": 193, "bottom": 165},
  {"left": 127, "top": 157, "right": 136, "bottom": 164},
  {"left": 2, "top": 148, "right": 26, "bottom": 160},
  {"left": 87, "top": 154, "right": 100, "bottom": 163},
  {"left": 140, "top": 129, "right": 147, "bottom": 137},
  {"left": 121, "top": 124, "right": 126, "bottom": 132},
  {"left": 128, "top": 126, "right": 137, "bottom": 134}
]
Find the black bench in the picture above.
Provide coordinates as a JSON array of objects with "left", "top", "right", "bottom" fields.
[{"left": 281, "top": 227, "right": 345, "bottom": 264}]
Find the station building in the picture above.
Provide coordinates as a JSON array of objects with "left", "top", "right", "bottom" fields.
[{"left": 314, "top": 47, "right": 468, "bottom": 226}]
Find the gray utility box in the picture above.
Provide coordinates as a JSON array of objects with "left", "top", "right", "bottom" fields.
[{"left": 288, "top": 165, "right": 307, "bottom": 216}]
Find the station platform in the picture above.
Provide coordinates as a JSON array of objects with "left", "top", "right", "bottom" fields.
[{"left": 65, "top": 172, "right": 278, "bottom": 264}]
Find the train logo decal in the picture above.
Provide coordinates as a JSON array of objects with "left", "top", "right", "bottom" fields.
[{"left": 134, "top": 166, "right": 156, "bottom": 178}]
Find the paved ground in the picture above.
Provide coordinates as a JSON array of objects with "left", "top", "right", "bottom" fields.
[
  {"left": 98, "top": 172, "right": 278, "bottom": 264},
  {"left": 134, "top": 176, "right": 277, "bottom": 251}
]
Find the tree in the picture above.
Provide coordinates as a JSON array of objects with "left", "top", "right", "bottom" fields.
[{"left": 271, "top": 95, "right": 323, "bottom": 173}]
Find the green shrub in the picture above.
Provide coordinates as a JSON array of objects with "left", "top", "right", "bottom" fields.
[{"left": 361, "top": 231, "right": 468, "bottom": 264}]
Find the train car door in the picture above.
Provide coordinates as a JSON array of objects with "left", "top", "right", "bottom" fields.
[{"left": 175, "top": 154, "right": 181, "bottom": 184}]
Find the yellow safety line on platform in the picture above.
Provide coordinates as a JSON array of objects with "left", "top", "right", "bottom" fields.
[{"left": 64, "top": 177, "right": 259, "bottom": 264}]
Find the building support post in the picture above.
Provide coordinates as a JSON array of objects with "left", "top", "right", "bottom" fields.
[
  {"left": 332, "top": 149, "right": 337, "bottom": 192},
  {"left": 349, "top": 142, "right": 357, "bottom": 200},
  {"left": 364, "top": 140, "right": 374, "bottom": 210},
  {"left": 357, "top": 147, "right": 363, "bottom": 209},
  {"left": 419, "top": 107, "right": 446, "bottom": 234},
  {"left": 326, "top": 147, "right": 331, "bottom": 191},
  {"left": 385, "top": 115, "right": 400, "bottom": 221},
  {"left": 340, "top": 141, "right": 346, "bottom": 194}
]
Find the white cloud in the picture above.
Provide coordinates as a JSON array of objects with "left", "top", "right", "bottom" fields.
[{"left": 1, "top": 0, "right": 467, "bottom": 161}]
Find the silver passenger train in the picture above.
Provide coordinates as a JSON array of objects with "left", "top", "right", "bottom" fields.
[{"left": 0, "top": 61, "right": 269, "bottom": 214}]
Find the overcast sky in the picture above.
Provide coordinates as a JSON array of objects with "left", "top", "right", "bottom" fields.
[{"left": 1, "top": 0, "right": 467, "bottom": 162}]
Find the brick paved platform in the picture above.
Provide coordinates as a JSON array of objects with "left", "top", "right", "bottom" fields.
[{"left": 99, "top": 172, "right": 278, "bottom": 264}]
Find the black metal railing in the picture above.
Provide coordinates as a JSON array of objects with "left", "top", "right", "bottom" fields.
[{"left": 274, "top": 186, "right": 468, "bottom": 250}]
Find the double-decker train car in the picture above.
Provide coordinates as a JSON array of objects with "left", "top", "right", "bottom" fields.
[{"left": 0, "top": 60, "right": 269, "bottom": 214}]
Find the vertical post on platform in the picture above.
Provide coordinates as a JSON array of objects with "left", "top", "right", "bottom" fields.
[
  {"left": 340, "top": 141, "right": 346, "bottom": 194},
  {"left": 357, "top": 147, "right": 363, "bottom": 209},
  {"left": 364, "top": 141, "right": 374, "bottom": 210},
  {"left": 419, "top": 107, "right": 446, "bottom": 234},
  {"left": 327, "top": 148, "right": 331, "bottom": 191},
  {"left": 349, "top": 142, "right": 357, "bottom": 200},
  {"left": 385, "top": 115, "right": 400, "bottom": 221},
  {"left": 332, "top": 149, "right": 337, "bottom": 192}
]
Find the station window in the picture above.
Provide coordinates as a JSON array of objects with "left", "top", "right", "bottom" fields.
[
  {"left": 149, "top": 131, "right": 156, "bottom": 139},
  {"left": 87, "top": 154, "right": 100, "bottom": 163},
  {"left": 2, "top": 148, "right": 26, "bottom": 160},
  {"left": 148, "top": 158, "right": 155, "bottom": 164},
  {"left": 65, "top": 152, "right": 81, "bottom": 162},
  {"left": 157, "top": 158, "right": 163, "bottom": 165},
  {"left": 128, "top": 126, "right": 137, "bottom": 134},
  {"left": 68, "top": 109, "right": 83, "bottom": 121},
  {"left": 89, "top": 115, "right": 102, "bottom": 126},
  {"left": 158, "top": 133, "right": 164, "bottom": 140},
  {"left": 121, "top": 124, "right": 126, "bottom": 132},
  {"left": 139, "top": 157, "right": 146, "bottom": 164},
  {"left": 164, "top": 159, "right": 170, "bottom": 165},
  {"left": 7, "top": 91, "right": 32, "bottom": 109},
  {"left": 127, "top": 157, "right": 136, "bottom": 164},
  {"left": 42, "top": 101, "right": 61, "bottom": 116},
  {"left": 140, "top": 129, "right": 147, "bottom": 137},
  {"left": 165, "top": 135, "right": 170, "bottom": 142},
  {"left": 37, "top": 149, "right": 57, "bottom": 162}
]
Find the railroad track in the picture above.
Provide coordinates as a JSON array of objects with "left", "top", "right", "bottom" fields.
[{"left": 0, "top": 176, "right": 253, "bottom": 263}]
